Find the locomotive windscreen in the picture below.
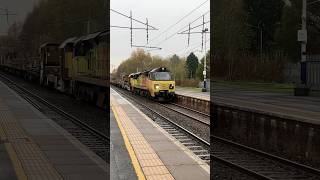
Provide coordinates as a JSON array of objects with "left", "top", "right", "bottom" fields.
[{"left": 152, "top": 72, "right": 172, "bottom": 81}]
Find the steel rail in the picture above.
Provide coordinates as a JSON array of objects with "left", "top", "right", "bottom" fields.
[
  {"left": 211, "top": 155, "right": 272, "bottom": 180},
  {"left": 0, "top": 74, "right": 109, "bottom": 142},
  {"left": 156, "top": 102, "right": 210, "bottom": 126},
  {"left": 112, "top": 86, "right": 210, "bottom": 147},
  {"left": 212, "top": 135, "right": 320, "bottom": 177},
  {"left": 170, "top": 102, "right": 210, "bottom": 117}
]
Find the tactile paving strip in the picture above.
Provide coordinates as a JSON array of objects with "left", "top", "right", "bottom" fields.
[
  {"left": 111, "top": 95, "right": 175, "bottom": 180},
  {"left": 0, "top": 100, "right": 63, "bottom": 180}
]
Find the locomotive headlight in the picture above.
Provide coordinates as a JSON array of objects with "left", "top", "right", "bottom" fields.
[
  {"left": 169, "top": 84, "right": 174, "bottom": 89},
  {"left": 154, "top": 84, "right": 160, "bottom": 89}
]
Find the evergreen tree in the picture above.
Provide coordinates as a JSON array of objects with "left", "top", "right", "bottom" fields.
[
  {"left": 274, "top": 1, "right": 300, "bottom": 62},
  {"left": 213, "top": 0, "right": 249, "bottom": 79},
  {"left": 19, "top": 0, "right": 107, "bottom": 56},
  {"left": 169, "top": 54, "right": 180, "bottom": 78},
  {"left": 196, "top": 50, "right": 210, "bottom": 80},
  {"left": 244, "top": 0, "right": 284, "bottom": 53},
  {"left": 185, "top": 52, "right": 199, "bottom": 79},
  {"left": 213, "top": 0, "right": 249, "bottom": 56}
]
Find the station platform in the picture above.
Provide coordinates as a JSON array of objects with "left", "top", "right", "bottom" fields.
[
  {"left": 0, "top": 81, "right": 108, "bottom": 180},
  {"left": 175, "top": 87, "right": 210, "bottom": 101},
  {"left": 110, "top": 88, "right": 209, "bottom": 180},
  {"left": 110, "top": 107, "right": 137, "bottom": 180},
  {"left": 213, "top": 83, "right": 320, "bottom": 124}
]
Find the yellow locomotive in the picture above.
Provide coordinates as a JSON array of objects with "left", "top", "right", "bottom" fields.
[{"left": 129, "top": 67, "right": 175, "bottom": 101}]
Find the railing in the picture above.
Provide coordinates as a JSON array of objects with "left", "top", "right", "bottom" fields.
[{"left": 306, "top": 55, "right": 320, "bottom": 90}]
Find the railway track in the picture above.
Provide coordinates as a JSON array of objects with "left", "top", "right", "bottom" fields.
[
  {"left": 112, "top": 85, "right": 210, "bottom": 140},
  {"left": 164, "top": 92, "right": 320, "bottom": 179},
  {"left": 112, "top": 86, "right": 210, "bottom": 164},
  {"left": 171, "top": 102, "right": 210, "bottom": 117},
  {"left": 113, "top": 85, "right": 320, "bottom": 179},
  {"left": 156, "top": 102, "right": 210, "bottom": 125},
  {"left": 212, "top": 132, "right": 320, "bottom": 179},
  {"left": 0, "top": 74, "right": 109, "bottom": 161}
]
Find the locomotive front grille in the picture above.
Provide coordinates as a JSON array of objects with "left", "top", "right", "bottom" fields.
[{"left": 160, "top": 84, "right": 168, "bottom": 89}]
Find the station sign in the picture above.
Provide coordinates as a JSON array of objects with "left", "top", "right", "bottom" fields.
[
  {"left": 298, "top": 30, "right": 307, "bottom": 42},
  {"left": 203, "top": 71, "right": 206, "bottom": 76}
]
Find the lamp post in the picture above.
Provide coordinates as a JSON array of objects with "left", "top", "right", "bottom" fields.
[
  {"left": 202, "top": 28, "right": 208, "bottom": 92},
  {"left": 300, "top": 0, "right": 307, "bottom": 63},
  {"left": 259, "top": 22, "right": 263, "bottom": 59}
]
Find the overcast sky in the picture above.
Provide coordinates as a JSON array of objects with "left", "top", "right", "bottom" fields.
[
  {"left": 0, "top": 0, "right": 38, "bottom": 34},
  {"left": 111, "top": 0, "right": 210, "bottom": 71}
]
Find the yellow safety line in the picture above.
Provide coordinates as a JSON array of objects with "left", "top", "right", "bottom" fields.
[
  {"left": 1, "top": 120, "right": 27, "bottom": 180},
  {"left": 4, "top": 143, "right": 28, "bottom": 180},
  {"left": 111, "top": 102, "right": 146, "bottom": 180}
]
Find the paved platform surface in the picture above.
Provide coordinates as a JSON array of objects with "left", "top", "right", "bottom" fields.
[
  {"left": 175, "top": 87, "right": 210, "bottom": 101},
  {"left": 213, "top": 83, "right": 320, "bottom": 124},
  {"left": 110, "top": 108, "right": 137, "bottom": 180},
  {"left": 110, "top": 87, "right": 209, "bottom": 180},
  {"left": 0, "top": 143, "right": 18, "bottom": 180},
  {"left": 0, "top": 80, "right": 108, "bottom": 180}
]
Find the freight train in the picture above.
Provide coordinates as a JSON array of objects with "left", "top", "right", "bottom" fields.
[
  {"left": 0, "top": 30, "right": 109, "bottom": 109},
  {"left": 113, "top": 67, "right": 175, "bottom": 101}
]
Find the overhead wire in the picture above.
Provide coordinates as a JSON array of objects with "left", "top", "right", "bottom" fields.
[
  {"left": 182, "top": 37, "right": 210, "bottom": 56},
  {"left": 110, "top": 8, "right": 157, "bottom": 30},
  {"left": 164, "top": 35, "right": 210, "bottom": 57},
  {"left": 157, "top": 14, "right": 210, "bottom": 56},
  {"left": 147, "top": 0, "right": 209, "bottom": 44},
  {"left": 178, "top": 21, "right": 210, "bottom": 34},
  {"left": 151, "top": 11, "right": 210, "bottom": 47}
]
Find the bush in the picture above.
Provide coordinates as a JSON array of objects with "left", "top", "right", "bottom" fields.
[{"left": 213, "top": 52, "right": 287, "bottom": 82}]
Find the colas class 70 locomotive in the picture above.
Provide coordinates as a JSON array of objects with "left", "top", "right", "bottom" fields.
[
  {"left": 0, "top": 30, "right": 109, "bottom": 109},
  {"left": 128, "top": 67, "right": 175, "bottom": 101}
]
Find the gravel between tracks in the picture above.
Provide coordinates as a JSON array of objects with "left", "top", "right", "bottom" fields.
[
  {"left": 212, "top": 161, "right": 258, "bottom": 180},
  {"left": 164, "top": 103, "right": 210, "bottom": 124},
  {"left": 113, "top": 86, "right": 210, "bottom": 142}
]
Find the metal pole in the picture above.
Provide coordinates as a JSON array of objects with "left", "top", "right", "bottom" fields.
[
  {"left": 302, "top": 0, "right": 307, "bottom": 63},
  {"left": 201, "top": 15, "right": 204, "bottom": 51},
  {"left": 300, "top": 0, "right": 307, "bottom": 86},
  {"left": 146, "top": 18, "right": 149, "bottom": 44},
  {"left": 260, "top": 27, "right": 263, "bottom": 58},
  {"left": 130, "top": 11, "right": 133, "bottom": 47},
  {"left": 188, "top": 23, "right": 191, "bottom": 46},
  {"left": 204, "top": 32, "right": 207, "bottom": 87},
  {"left": 202, "top": 28, "right": 208, "bottom": 92}
]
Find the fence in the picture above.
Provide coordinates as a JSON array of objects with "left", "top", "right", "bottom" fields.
[{"left": 306, "top": 56, "right": 320, "bottom": 90}]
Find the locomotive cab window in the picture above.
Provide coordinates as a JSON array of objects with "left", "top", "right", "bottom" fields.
[{"left": 150, "top": 72, "right": 172, "bottom": 81}]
